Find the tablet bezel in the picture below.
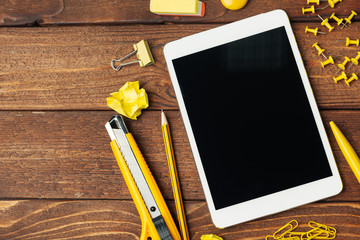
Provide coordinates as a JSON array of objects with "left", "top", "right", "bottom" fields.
[{"left": 163, "top": 10, "right": 342, "bottom": 228}]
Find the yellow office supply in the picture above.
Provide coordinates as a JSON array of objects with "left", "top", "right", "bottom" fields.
[
  {"left": 161, "top": 110, "right": 190, "bottom": 240},
  {"left": 266, "top": 220, "right": 337, "bottom": 240},
  {"left": 346, "top": 38, "right": 359, "bottom": 46},
  {"left": 336, "top": 56, "right": 350, "bottom": 74},
  {"left": 318, "top": 15, "right": 334, "bottom": 32},
  {"left": 111, "top": 40, "right": 154, "bottom": 71},
  {"left": 307, "top": 0, "right": 320, "bottom": 5},
  {"left": 105, "top": 116, "right": 181, "bottom": 240},
  {"left": 321, "top": 56, "right": 334, "bottom": 68},
  {"left": 273, "top": 220, "right": 298, "bottom": 239},
  {"left": 348, "top": 51, "right": 360, "bottom": 70},
  {"left": 201, "top": 234, "right": 223, "bottom": 240},
  {"left": 305, "top": 26, "right": 325, "bottom": 36},
  {"left": 342, "top": 11, "right": 357, "bottom": 29},
  {"left": 338, "top": 57, "right": 350, "bottom": 70},
  {"left": 329, "top": 0, "right": 342, "bottom": 8},
  {"left": 345, "top": 73, "right": 358, "bottom": 86},
  {"left": 345, "top": 10, "right": 357, "bottom": 24},
  {"left": 302, "top": 5, "right": 315, "bottom": 14},
  {"left": 330, "top": 13, "right": 344, "bottom": 26},
  {"left": 107, "top": 81, "right": 149, "bottom": 120},
  {"left": 221, "top": 0, "right": 248, "bottom": 10},
  {"left": 330, "top": 121, "right": 360, "bottom": 184},
  {"left": 150, "top": 0, "right": 205, "bottom": 16},
  {"left": 333, "top": 71, "right": 347, "bottom": 83},
  {"left": 312, "top": 42, "right": 326, "bottom": 59}
]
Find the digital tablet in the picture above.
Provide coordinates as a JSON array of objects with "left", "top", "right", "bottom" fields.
[{"left": 163, "top": 10, "right": 342, "bottom": 228}]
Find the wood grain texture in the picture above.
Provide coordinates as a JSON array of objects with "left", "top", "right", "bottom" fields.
[
  {"left": 0, "top": 0, "right": 359, "bottom": 25},
  {"left": 0, "top": 22, "right": 360, "bottom": 111},
  {"left": 0, "top": 110, "right": 359, "bottom": 200},
  {"left": 0, "top": 200, "right": 358, "bottom": 239},
  {"left": 0, "top": 0, "right": 359, "bottom": 238}
]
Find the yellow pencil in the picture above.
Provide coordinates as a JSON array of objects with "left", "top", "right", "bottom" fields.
[
  {"left": 330, "top": 121, "right": 360, "bottom": 184},
  {"left": 161, "top": 109, "right": 190, "bottom": 240}
]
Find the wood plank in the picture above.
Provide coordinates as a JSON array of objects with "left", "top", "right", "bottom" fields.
[
  {"left": 0, "top": 0, "right": 359, "bottom": 26},
  {"left": 0, "top": 23, "right": 360, "bottom": 111},
  {"left": 0, "top": 110, "right": 359, "bottom": 200},
  {"left": 0, "top": 200, "right": 359, "bottom": 239}
]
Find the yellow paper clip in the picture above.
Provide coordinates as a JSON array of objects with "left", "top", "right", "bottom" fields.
[
  {"left": 342, "top": 11, "right": 357, "bottom": 29},
  {"left": 273, "top": 220, "right": 298, "bottom": 239},
  {"left": 111, "top": 40, "right": 155, "bottom": 71},
  {"left": 345, "top": 73, "right": 358, "bottom": 86},
  {"left": 321, "top": 56, "right": 334, "bottom": 68},
  {"left": 333, "top": 71, "right": 347, "bottom": 83}
]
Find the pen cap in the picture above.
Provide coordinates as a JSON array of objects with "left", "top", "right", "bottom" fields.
[{"left": 330, "top": 121, "right": 360, "bottom": 183}]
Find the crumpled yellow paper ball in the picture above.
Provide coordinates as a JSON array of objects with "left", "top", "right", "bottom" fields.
[
  {"left": 107, "top": 81, "right": 149, "bottom": 120},
  {"left": 201, "top": 234, "right": 223, "bottom": 240}
]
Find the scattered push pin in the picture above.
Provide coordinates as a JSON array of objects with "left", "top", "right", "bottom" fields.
[
  {"left": 342, "top": 11, "right": 357, "bottom": 29},
  {"left": 348, "top": 51, "right": 360, "bottom": 70},
  {"left": 337, "top": 37, "right": 359, "bottom": 46},
  {"left": 345, "top": 73, "right": 358, "bottom": 86},
  {"left": 330, "top": 13, "right": 347, "bottom": 28},
  {"left": 336, "top": 56, "right": 350, "bottom": 74},
  {"left": 318, "top": 15, "right": 335, "bottom": 32},
  {"left": 312, "top": 42, "right": 327, "bottom": 59},
  {"left": 111, "top": 40, "right": 155, "bottom": 71},
  {"left": 307, "top": 0, "right": 327, "bottom": 5},
  {"left": 302, "top": 5, "right": 315, "bottom": 14},
  {"left": 305, "top": 26, "right": 326, "bottom": 36},
  {"left": 333, "top": 71, "right": 347, "bottom": 83},
  {"left": 321, "top": 56, "right": 334, "bottom": 68},
  {"left": 319, "top": 0, "right": 342, "bottom": 9}
]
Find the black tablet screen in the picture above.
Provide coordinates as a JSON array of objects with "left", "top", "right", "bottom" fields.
[{"left": 172, "top": 26, "right": 333, "bottom": 210}]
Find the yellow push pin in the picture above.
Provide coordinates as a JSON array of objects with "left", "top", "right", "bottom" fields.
[
  {"left": 312, "top": 42, "right": 327, "bottom": 59},
  {"left": 335, "top": 56, "right": 350, "bottom": 74},
  {"left": 307, "top": 0, "right": 320, "bottom": 4},
  {"left": 345, "top": 73, "right": 358, "bottom": 86},
  {"left": 318, "top": 15, "right": 335, "bottom": 32},
  {"left": 321, "top": 56, "right": 334, "bottom": 68},
  {"left": 319, "top": 0, "right": 341, "bottom": 10},
  {"left": 348, "top": 51, "right": 360, "bottom": 70},
  {"left": 333, "top": 71, "right": 347, "bottom": 83},
  {"left": 330, "top": 13, "right": 347, "bottom": 28},
  {"left": 302, "top": 5, "right": 315, "bottom": 14},
  {"left": 336, "top": 37, "right": 359, "bottom": 46},
  {"left": 305, "top": 26, "right": 326, "bottom": 36},
  {"left": 111, "top": 40, "right": 155, "bottom": 71},
  {"left": 342, "top": 11, "right": 357, "bottom": 29},
  {"left": 329, "top": 0, "right": 342, "bottom": 7}
]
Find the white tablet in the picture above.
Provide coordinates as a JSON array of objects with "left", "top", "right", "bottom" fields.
[{"left": 163, "top": 10, "right": 342, "bottom": 228}]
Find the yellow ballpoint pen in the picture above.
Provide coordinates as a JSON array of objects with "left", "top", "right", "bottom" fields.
[
  {"left": 330, "top": 121, "right": 360, "bottom": 184},
  {"left": 161, "top": 110, "right": 190, "bottom": 240}
]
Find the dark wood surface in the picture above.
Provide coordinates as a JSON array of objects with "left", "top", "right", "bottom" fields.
[{"left": 0, "top": 0, "right": 359, "bottom": 239}]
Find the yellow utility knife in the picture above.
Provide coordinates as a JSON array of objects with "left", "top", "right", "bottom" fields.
[{"left": 105, "top": 115, "right": 181, "bottom": 240}]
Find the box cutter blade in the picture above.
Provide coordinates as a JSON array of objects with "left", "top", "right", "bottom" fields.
[{"left": 105, "top": 115, "right": 180, "bottom": 240}]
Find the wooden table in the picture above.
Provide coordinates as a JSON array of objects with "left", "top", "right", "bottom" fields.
[{"left": 0, "top": 0, "right": 359, "bottom": 239}]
